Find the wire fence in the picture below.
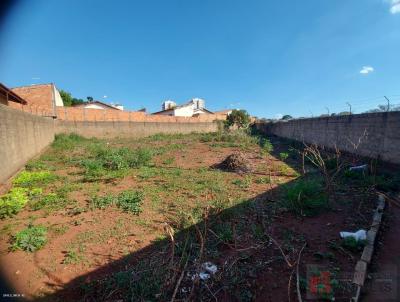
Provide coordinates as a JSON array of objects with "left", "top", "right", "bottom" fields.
[{"left": 291, "top": 95, "right": 400, "bottom": 119}]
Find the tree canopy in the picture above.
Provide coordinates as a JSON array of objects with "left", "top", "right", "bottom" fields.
[
  {"left": 59, "top": 89, "right": 85, "bottom": 107},
  {"left": 225, "top": 109, "right": 251, "bottom": 128}
]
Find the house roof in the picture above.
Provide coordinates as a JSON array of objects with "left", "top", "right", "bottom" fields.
[
  {"left": 214, "top": 109, "right": 233, "bottom": 115},
  {"left": 0, "top": 83, "right": 27, "bottom": 104},
  {"left": 11, "top": 83, "right": 55, "bottom": 112},
  {"left": 152, "top": 100, "right": 214, "bottom": 115},
  {"left": 73, "top": 100, "right": 121, "bottom": 110}
]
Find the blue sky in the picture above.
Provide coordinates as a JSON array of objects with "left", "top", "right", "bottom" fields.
[{"left": 0, "top": 0, "right": 399, "bottom": 118}]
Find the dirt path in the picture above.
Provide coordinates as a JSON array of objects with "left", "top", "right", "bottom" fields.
[{"left": 363, "top": 198, "right": 400, "bottom": 301}]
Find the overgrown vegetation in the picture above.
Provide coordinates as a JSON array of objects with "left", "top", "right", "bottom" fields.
[
  {"left": 90, "top": 190, "right": 144, "bottom": 215},
  {"left": 0, "top": 188, "right": 29, "bottom": 219},
  {"left": 282, "top": 178, "right": 328, "bottom": 216}
]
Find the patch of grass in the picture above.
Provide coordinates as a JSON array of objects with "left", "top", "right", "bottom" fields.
[
  {"left": 282, "top": 179, "right": 328, "bottom": 216},
  {"left": 63, "top": 249, "right": 85, "bottom": 264},
  {"left": 90, "top": 194, "right": 116, "bottom": 209},
  {"left": 25, "top": 159, "right": 48, "bottom": 171},
  {"left": 90, "top": 190, "right": 144, "bottom": 215},
  {"left": 162, "top": 157, "right": 175, "bottom": 165},
  {"left": 232, "top": 176, "right": 252, "bottom": 189},
  {"left": 0, "top": 188, "right": 29, "bottom": 219},
  {"left": 30, "top": 193, "right": 69, "bottom": 212},
  {"left": 215, "top": 223, "right": 234, "bottom": 243},
  {"left": 81, "top": 146, "right": 153, "bottom": 181},
  {"left": 11, "top": 225, "right": 47, "bottom": 252},
  {"left": 12, "top": 171, "right": 56, "bottom": 187},
  {"left": 279, "top": 152, "right": 289, "bottom": 161},
  {"left": 52, "top": 133, "right": 87, "bottom": 150},
  {"left": 255, "top": 176, "right": 271, "bottom": 184},
  {"left": 116, "top": 190, "right": 144, "bottom": 215},
  {"left": 49, "top": 224, "right": 69, "bottom": 235}
]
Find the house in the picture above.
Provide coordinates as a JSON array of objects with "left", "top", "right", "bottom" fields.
[
  {"left": 152, "top": 98, "right": 213, "bottom": 117},
  {"left": 214, "top": 109, "right": 233, "bottom": 118},
  {"left": 72, "top": 101, "right": 124, "bottom": 110},
  {"left": 0, "top": 83, "right": 27, "bottom": 106},
  {"left": 11, "top": 83, "right": 64, "bottom": 117}
]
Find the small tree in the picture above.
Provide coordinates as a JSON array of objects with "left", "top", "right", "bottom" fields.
[
  {"left": 59, "top": 90, "right": 73, "bottom": 106},
  {"left": 225, "top": 109, "right": 250, "bottom": 129},
  {"left": 281, "top": 114, "right": 293, "bottom": 120}
]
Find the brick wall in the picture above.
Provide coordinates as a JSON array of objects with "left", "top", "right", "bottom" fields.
[{"left": 255, "top": 112, "right": 400, "bottom": 164}]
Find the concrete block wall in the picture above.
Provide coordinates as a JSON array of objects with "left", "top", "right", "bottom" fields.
[
  {"left": 0, "top": 104, "right": 56, "bottom": 184},
  {"left": 55, "top": 120, "right": 218, "bottom": 138},
  {"left": 255, "top": 112, "right": 400, "bottom": 164},
  {"left": 0, "top": 105, "right": 219, "bottom": 185}
]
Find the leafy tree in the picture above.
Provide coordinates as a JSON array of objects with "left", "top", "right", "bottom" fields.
[
  {"left": 281, "top": 114, "right": 293, "bottom": 120},
  {"left": 225, "top": 109, "right": 251, "bottom": 128},
  {"left": 59, "top": 89, "right": 86, "bottom": 107},
  {"left": 59, "top": 90, "right": 73, "bottom": 106},
  {"left": 87, "top": 96, "right": 94, "bottom": 102}
]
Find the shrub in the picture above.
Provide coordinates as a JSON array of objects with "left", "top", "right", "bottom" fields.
[
  {"left": 0, "top": 188, "right": 28, "bottom": 219},
  {"left": 341, "top": 237, "right": 367, "bottom": 253},
  {"left": 11, "top": 225, "right": 47, "bottom": 252},
  {"left": 283, "top": 179, "right": 327, "bottom": 216},
  {"left": 12, "top": 171, "right": 56, "bottom": 187},
  {"left": 259, "top": 137, "right": 273, "bottom": 154},
  {"left": 52, "top": 133, "right": 86, "bottom": 150}
]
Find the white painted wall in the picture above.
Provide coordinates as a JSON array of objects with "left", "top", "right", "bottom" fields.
[
  {"left": 82, "top": 103, "right": 109, "bottom": 110},
  {"left": 53, "top": 85, "right": 64, "bottom": 107}
]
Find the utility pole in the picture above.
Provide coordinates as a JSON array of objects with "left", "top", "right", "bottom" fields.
[
  {"left": 384, "top": 96, "right": 390, "bottom": 112},
  {"left": 325, "top": 107, "right": 330, "bottom": 115},
  {"left": 346, "top": 102, "right": 352, "bottom": 114}
]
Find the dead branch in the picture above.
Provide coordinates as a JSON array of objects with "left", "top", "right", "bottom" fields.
[
  {"left": 296, "top": 243, "right": 307, "bottom": 302},
  {"left": 170, "top": 251, "right": 189, "bottom": 302},
  {"left": 265, "top": 232, "right": 293, "bottom": 268}
]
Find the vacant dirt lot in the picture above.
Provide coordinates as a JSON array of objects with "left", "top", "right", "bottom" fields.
[{"left": 0, "top": 130, "right": 397, "bottom": 301}]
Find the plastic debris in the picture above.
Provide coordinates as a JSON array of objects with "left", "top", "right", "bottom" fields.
[
  {"left": 190, "top": 262, "right": 218, "bottom": 281},
  {"left": 202, "top": 262, "right": 218, "bottom": 274},
  {"left": 340, "top": 230, "right": 367, "bottom": 241},
  {"left": 349, "top": 164, "right": 368, "bottom": 172}
]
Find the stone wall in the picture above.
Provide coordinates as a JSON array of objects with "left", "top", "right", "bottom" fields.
[{"left": 255, "top": 112, "right": 400, "bottom": 164}]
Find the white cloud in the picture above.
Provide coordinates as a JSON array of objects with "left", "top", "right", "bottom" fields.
[
  {"left": 389, "top": 0, "right": 400, "bottom": 14},
  {"left": 103, "top": 95, "right": 108, "bottom": 98},
  {"left": 360, "top": 66, "right": 374, "bottom": 74}
]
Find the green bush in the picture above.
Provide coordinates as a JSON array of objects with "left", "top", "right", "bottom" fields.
[
  {"left": 13, "top": 171, "right": 56, "bottom": 187},
  {"left": 116, "top": 190, "right": 144, "bottom": 215},
  {"left": 52, "top": 133, "right": 86, "bottom": 150},
  {"left": 11, "top": 225, "right": 47, "bottom": 252},
  {"left": 283, "top": 179, "right": 327, "bottom": 216},
  {"left": 341, "top": 237, "right": 366, "bottom": 253},
  {"left": 0, "top": 188, "right": 29, "bottom": 219}
]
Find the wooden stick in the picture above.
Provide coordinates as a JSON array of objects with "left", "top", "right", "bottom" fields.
[{"left": 296, "top": 243, "right": 307, "bottom": 302}]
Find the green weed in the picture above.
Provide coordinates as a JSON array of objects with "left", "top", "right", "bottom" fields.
[
  {"left": 341, "top": 237, "right": 367, "bottom": 253},
  {"left": 11, "top": 225, "right": 47, "bottom": 252},
  {"left": 282, "top": 179, "right": 327, "bottom": 216},
  {"left": 0, "top": 188, "right": 29, "bottom": 219},
  {"left": 116, "top": 190, "right": 144, "bottom": 215},
  {"left": 52, "top": 133, "right": 86, "bottom": 150},
  {"left": 13, "top": 171, "right": 56, "bottom": 187},
  {"left": 279, "top": 152, "right": 289, "bottom": 161}
]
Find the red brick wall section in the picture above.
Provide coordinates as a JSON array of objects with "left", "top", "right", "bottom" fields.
[{"left": 55, "top": 107, "right": 227, "bottom": 123}]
